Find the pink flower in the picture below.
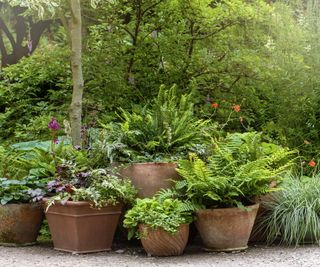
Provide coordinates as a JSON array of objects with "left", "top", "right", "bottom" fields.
[{"left": 48, "top": 117, "right": 60, "bottom": 131}]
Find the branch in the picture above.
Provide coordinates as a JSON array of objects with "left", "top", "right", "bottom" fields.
[
  {"left": 192, "top": 22, "right": 235, "bottom": 41},
  {"left": 141, "top": 0, "right": 164, "bottom": 17},
  {"left": 0, "top": 32, "right": 7, "bottom": 57},
  {"left": 119, "top": 25, "right": 135, "bottom": 40},
  {"left": 0, "top": 18, "right": 16, "bottom": 50},
  {"left": 29, "top": 20, "right": 51, "bottom": 53}
]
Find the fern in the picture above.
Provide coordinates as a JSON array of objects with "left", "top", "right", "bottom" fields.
[
  {"left": 176, "top": 133, "right": 296, "bottom": 208},
  {"left": 101, "top": 85, "right": 209, "bottom": 162}
]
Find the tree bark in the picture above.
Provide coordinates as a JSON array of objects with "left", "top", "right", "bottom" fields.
[{"left": 69, "top": 0, "right": 84, "bottom": 147}]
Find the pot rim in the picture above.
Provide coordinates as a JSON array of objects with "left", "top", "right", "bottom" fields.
[
  {"left": 42, "top": 197, "right": 122, "bottom": 208},
  {"left": 0, "top": 202, "right": 41, "bottom": 207},
  {"left": 139, "top": 223, "right": 189, "bottom": 229},
  {"left": 127, "top": 162, "right": 178, "bottom": 166},
  {"left": 196, "top": 203, "right": 260, "bottom": 214}
]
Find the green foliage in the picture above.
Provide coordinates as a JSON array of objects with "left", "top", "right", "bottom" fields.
[
  {"left": 261, "top": 174, "right": 320, "bottom": 246},
  {"left": 0, "top": 146, "right": 27, "bottom": 179},
  {"left": 2, "top": 0, "right": 320, "bottom": 166},
  {"left": 0, "top": 176, "right": 48, "bottom": 205},
  {"left": 123, "top": 197, "right": 193, "bottom": 240},
  {"left": 176, "top": 132, "right": 296, "bottom": 208},
  {"left": 103, "top": 85, "right": 209, "bottom": 162},
  {"left": 0, "top": 46, "right": 71, "bottom": 142},
  {"left": 47, "top": 169, "right": 137, "bottom": 209}
]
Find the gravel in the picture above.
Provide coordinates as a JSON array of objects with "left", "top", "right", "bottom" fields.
[{"left": 0, "top": 243, "right": 319, "bottom": 267}]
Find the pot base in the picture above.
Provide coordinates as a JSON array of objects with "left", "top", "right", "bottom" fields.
[
  {"left": 54, "top": 247, "right": 112, "bottom": 254},
  {"left": 203, "top": 246, "right": 248, "bottom": 252},
  {"left": 0, "top": 242, "right": 37, "bottom": 247}
]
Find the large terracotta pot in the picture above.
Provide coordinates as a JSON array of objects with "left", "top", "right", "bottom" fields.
[
  {"left": 250, "top": 193, "right": 274, "bottom": 243},
  {"left": 43, "top": 199, "right": 122, "bottom": 253},
  {"left": 0, "top": 203, "right": 44, "bottom": 245},
  {"left": 139, "top": 224, "right": 189, "bottom": 256},
  {"left": 195, "top": 204, "right": 259, "bottom": 251},
  {"left": 120, "top": 162, "right": 180, "bottom": 198}
]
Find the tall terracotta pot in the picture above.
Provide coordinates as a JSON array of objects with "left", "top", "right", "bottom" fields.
[
  {"left": 139, "top": 224, "right": 189, "bottom": 256},
  {"left": 195, "top": 204, "right": 259, "bottom": 251},
  {"left": 120, "top": 162, "right": 180, "bottom": 198},
  {"left": 0, "top": 203, "right": 44, "bottom": 245},
  {"left": 43, "top": 199, "right": 122, "bottom": 253}
]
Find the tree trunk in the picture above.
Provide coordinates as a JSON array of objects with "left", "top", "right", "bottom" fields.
[{"left": 69, "top": 0, "right": 83, "bottom": 147}]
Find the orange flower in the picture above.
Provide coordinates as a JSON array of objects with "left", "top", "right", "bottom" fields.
[
  {"left": 232, "top": 104, "right": 241, "bottom": 113},
  {"left": 211, "top": 103, "right": 219, "bottom": 108},
  {"left": 308, "top": 160, "right": 316, "bottom": 167}
]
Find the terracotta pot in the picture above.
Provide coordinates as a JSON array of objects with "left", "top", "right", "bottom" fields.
[
  {"left": 195, "top": 204, "right": 259, "bottom": 251},
  {"left": 0, "top": 203, "right": 44, "bottom": 245},
  {"left": 139, "top": 224, "right": 189, "bottom": 256},
  {"left": 120, "top": 162, "right": 180, "bottom": 198},
  {"left": 250, "top": 193, "right": 274, "bottom": 243},
  {"left": 43, "top": 199, "right": 122, "bottom": 253}
]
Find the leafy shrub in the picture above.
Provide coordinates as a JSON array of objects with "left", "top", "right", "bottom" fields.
[
  {"left": 0, "top": 46, "right": 71, "bottom": 142},
  {"left": 123, "top": 198, "right": 193, "bottom": 240}
]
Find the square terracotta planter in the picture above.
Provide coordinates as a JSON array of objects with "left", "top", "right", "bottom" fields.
[{"left": 43, "top": 199, "right": 122, "bottom": 253}]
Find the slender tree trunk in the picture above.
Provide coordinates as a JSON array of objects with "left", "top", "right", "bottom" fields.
[{"left": 69, "top": 0, "right": 83, "bottom": 147}]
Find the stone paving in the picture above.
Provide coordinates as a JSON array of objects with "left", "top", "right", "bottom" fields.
[{"left": 0, "top": 242, "right": 319, "bottom": 267}]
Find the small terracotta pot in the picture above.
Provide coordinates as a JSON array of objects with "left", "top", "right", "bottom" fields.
[
  {"left": 43, "top": 199, "right": 122, "bottom": 253},
  {"left": 0, "top": 203, "right": 44, "bottom": 245},
  {"left": 195, "top": 204, "right": 259, "bottom": 251},
  {"left": 139, "top": 224, "right": 189, "bottom": 256},
  {"left": 120, "top": 162, "right": 180, "bottom": 198}
]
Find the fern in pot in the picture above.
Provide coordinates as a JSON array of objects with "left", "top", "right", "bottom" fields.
[
  {"left": 169, "top": 132, "right": 295, "bottom": 251},
  {"left": 123, "top": 197, "right": 193, "bottom": 256},
  {"left": 103, "top": 85, "right": 210, "bottom": 198}
]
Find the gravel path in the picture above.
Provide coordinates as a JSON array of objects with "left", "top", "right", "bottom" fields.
[{"left": 0, "top": 243, "right": 319, "bottom": 267}]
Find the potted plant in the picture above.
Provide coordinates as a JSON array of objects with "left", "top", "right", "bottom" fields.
[
  {"left": 43, "top": 167, "right": 137, "bottom": 253},
  {"left": 0, "top": 145, "right": 48, "bottom": 246},
  {"left": 257, "top": 173, "right": 320, "bottom": 246},
  {"left": 123, "top": 197, "right": 193, "bottom": 256},
  {"left": 104, "top": 85, "right": 209, "bottom": 197},
  {"left": 172, "top": 132, "right": 295, "bottom": 251}
]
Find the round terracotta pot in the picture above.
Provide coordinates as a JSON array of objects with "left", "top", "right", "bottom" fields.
[
  {"left": 139, "top": 224, "right": 189, "bottom": 256},
  {"left": 250, "top": 193, "right": 275, "bottom": 243},
  {"left": 120, "top": 162, "right": 180, "bottom": 198},
  {"left": 195, "top": 204, "right": 259, "bottom": 251},
  {"left": 0, "top": 203, "right": 44, "bottom": 246},
  {"left": 43, "top": 199, "right": 122, "bottom": 253}
]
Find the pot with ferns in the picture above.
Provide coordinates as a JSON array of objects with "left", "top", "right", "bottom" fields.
[{"left": 173, "top": 132, "right": 295, "bottom": 251}]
